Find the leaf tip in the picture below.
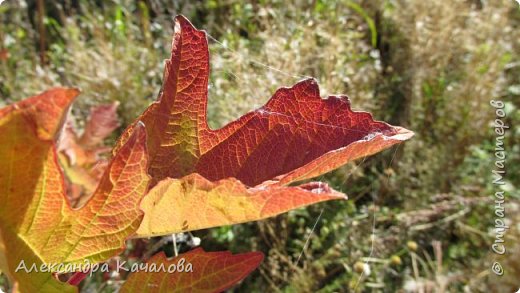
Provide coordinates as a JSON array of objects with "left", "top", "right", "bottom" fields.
[
  {"left": 174, "top": 14, "right": 200, "bottom": 33},
  {"left": 393, "top": 126, "right": 415, "bottom": 141},
  {"left": 300, "top": 182, "right": 348, "bottom": 200},
  {"left": 249, "top": 251, "right": 265, "bottom": 263}
]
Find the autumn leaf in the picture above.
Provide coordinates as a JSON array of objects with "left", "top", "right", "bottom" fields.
[
  {"left": 137, "top": 174, "right": 346, "bottom": 236},
  {"left": 120, "top": 248, "right": 263, "bottom": 293},
  {"left": 78, "top": 102, "right": 120, "bottom": 147},
  {"left": 0, "top": 89, "right": 150, "bottom": 292},
  {"left": 0, "top": 48, "right": 8, "bottom": 61},
  {"left": 0, "top": 14, "right": 414, "bottom": 293},
  {"left": 0, "top": 88, "right": 79, "bottom": 141},
  {"left": 59, "top": 102, "right": 118, "bottom": 168},
  {"left": 58, "top": 102, "right": 120, "bottom": 206},
  {"left": 116, "top": 15, "right": 413, "bottom": 236}
]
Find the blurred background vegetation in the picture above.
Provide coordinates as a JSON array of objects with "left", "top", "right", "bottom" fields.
[{"left": 1, "top": 0, "right": 519, "bottom": 292}]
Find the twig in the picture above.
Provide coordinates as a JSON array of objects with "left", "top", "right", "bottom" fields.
[
  {"left": 36, "top": 0, "right": 46, "bottom": 65},
  {"left": 410, "top": 207, "right": 470, "bottom": 231},
  {"left": 142, "top": 237, "right": 169, "bottom": 260},
  {"left": 172, "top": 234, "right": 178, "bottom": 257}
]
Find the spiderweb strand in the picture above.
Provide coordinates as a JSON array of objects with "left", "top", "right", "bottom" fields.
[
  {"left": 294, "top": 207, "right": 324, "bottom": 267},
  {"left": 206, "top": 33, "right": 311, "bottom": 81},
  {"left": 352, "top": 145, "right": 401, "bottom": 291}
]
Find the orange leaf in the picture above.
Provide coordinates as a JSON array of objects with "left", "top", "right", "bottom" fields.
[
  {"left": 0, "top": 90, "right": 150, "bottom": 291},
  {"left": 136, "top": 174, "right": 345, "bottom": 236},
  {"left": 0, "top": 88, "right": 79, "bottom": 140},
  {"left": 120, "top": 248, "right": 263, "bottom": 293},
  {"left": 58, "top": 103, "right": 120, "bottom": 206}
]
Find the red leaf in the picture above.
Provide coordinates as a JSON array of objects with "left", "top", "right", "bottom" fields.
[
  {"left": 79, "top": 102, "right": 120, "bottom": 147},
  {"left": 120, "top": 248, "right": 263, "bottom": 293},
  {"left": 116, "top": 15, "right": 413, "bottom": 188},
  {"left": 110, "top": 15, "right": 414, "bottom": 236}
]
